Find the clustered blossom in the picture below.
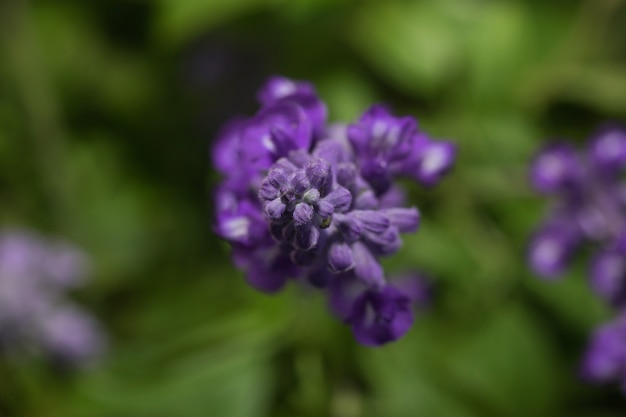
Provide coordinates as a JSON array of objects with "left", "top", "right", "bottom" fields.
[
  {"left": 0, "top": 229, "right": 105, "bottom": 366},
  {"left": 528, "top": 125, "right": 626, "bottom": 390},
  {"left": 212, "top": 76, "right": 455, "bottom": 346}
]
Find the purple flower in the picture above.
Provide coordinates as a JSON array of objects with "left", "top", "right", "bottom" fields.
[
  {"left": 212, "top": 76, "right": 456, "bottom": 346},
  {"left": 581, "top": 313, "right": 626, "bottom": 391},
  {"left": 0, "top": 229, "right": 105, "bottom": 366},
  {"left": 256, "top": 76, "right": 316, "bottom": 106},
  {"left": 257, "top": 75, "right": 327, "bottom": 138},
  {"left": 590, "top": 236, "right": 626, "bottom": 307},
  {"left": 39, "top": 305, "right": 106, "bottom": 365},
  {"left": 590, "top": 126, "right": 626, "bottom": 177},
  {"left": 406, "top": 139, "right": 457, "bottom": 186},
  {"left": 327, "top": 272, "right": 431, "bottom": 345},
  {"left": 530, "top": 143, "right": 582, "bottom": 193},
  {"left": 348, "top": 285, "right": 414, "bottom": 346},
  {"left": 530, "top": 125, "right": 626, "bottom": 391},
  {"left": 529, "top": 126, "right": 626, "bottom": 283},
  {"left": 347, "top": 105, "right": 456, "bottom": 194},
  {"left": 528, "top": 217, "right": 581, "bottom": 279}
]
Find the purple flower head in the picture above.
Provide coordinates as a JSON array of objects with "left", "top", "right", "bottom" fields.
[
  {"left": 530, "top": 125, "right": 626, "bottom": 392},
  {"left": 212, "top": 76, "right": 456, "bottom": 346},
  {"left": 0, "top": 229, "right": 105, "bottom": 366},
  {"left": 529, "top": 125, "right": 626, "bottom": 281},
  {"left": 581, "top": 313, "right": 626, "bottom": 390}
]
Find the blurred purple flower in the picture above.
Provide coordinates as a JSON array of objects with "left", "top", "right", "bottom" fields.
[
  {"left": 529, "top": 125, "right": 626, "bottom": 391},
  {"left": 581, "top": 313, "right": 626, "bottom": 391},
  {"left": 0, "top": 229, "right": 105, "bottom": 366},
  {"left": 528, "top": 126, "right": 626, "bottom": 295},
  {"left": 212, "top": 76, "right": 455, "bottom": 346}
]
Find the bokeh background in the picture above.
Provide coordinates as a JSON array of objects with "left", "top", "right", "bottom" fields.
[{"left": 1, "top": 0, "right": 626, "bottom": 415}]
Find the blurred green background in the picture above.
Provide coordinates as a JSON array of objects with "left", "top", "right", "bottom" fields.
[{"left": 1, "top": 0, "right": 626, "bottom": 415}]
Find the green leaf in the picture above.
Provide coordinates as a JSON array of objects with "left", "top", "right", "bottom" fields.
[
  {"left": 153, "top": 0, "right": 279, "bottom": 47},
  {"left": 348, "top": 1, "right": 461, "bottom": 96}
]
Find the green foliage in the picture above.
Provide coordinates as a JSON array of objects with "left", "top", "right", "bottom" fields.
[{"left": 1, "top": 0, "right": 626, "bottom": 416}]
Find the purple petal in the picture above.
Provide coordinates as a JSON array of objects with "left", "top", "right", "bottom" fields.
[
  {"left": 215, "top": 199, "right": 267, "bottom": 246},
  {"left": 293, "top": 203, "right": 314, "bottom": 225},
  {"left": 580, "top": 314, "right": 626, "bottom": 383},
  {"left": 354, "top": 189, "right": 379, "bottom": 210},
  {"left": 303, "top": 189, "right": 320, "bottom": 204},
  {"left": 211, "top": 117, "right": 244, "bottom": 174},
  {"left": 305, "top": 159, "right": 331, "bottom": 191},
  {"left": 336, "top": 162, "right": 358, "bottom": 188},
  {"left": 295, "top": 225, "right": 320, "bottom": 250},
  {"left": 360, "top": 159, "right": 392, "bottom": 194},
  {"left": 334, "top": 213, "right": 363, "bottom": 242},
  {"left": 348, "top": 285, "right": 414, "bottom": 347},
  {"left": 351, "top": 242, "right": 384, "bottom": 286},
  {"left": 382, "top": 207, "right": 420, "bottom": 233},
  {"left": 291, "top": 170, "right": 310, "bottom": 195},
  {"left": 590, "top": 250, "right": 626, "bottom": 306},
  {"left": 365, "top": 228, "right": 401, "bottom": 256},
  {"left": 265, "top": 198, "right": 286, "bottom": 220},
  {"left": 257, "top": 76, "right": 315, "bottom": 105},
  {"left": 528, "top": 223, "right": 579, "bottom": 278},
  {"left": 316, "top": 200, "right": 335, "bottom": 219},
  {"left": 377, "top": 186, "right": 406, "bottom": 209},
  {"left": 258, "top": 181, "right": 280, "bottom": 201},
  {"left": 413, "top": 141, "right": 456, "bottom": 186},
  {"left": 286, "top": 93, "right": 328, "bottom": 138},
  {"left": 328, "top": 242, "right": 355, "bottom": 272},
  {"left": 590, "top": 127, "right": 626, "bottom": 175},
  {"left": 323, "top": 187, "right": 352, "bottom": 212},
  {"left": 328, "top": 274, "right": 367, "bottom": 320},
  {"left": 313, "top": 137, "right": 352, "bottom": 165},
  {"left": 256, "top": 77, "right": 327, "bottom": 137},
  {"left": 216, "top": 215, "right": 252, "bottom": 243},
  {"left": 350, "top": 210, "right": 390, "bottom": 233},
  {"left": 530, "top": 144, "right": 581, "bottom": 193},
  {"left": 241, "top": 101, "right": 313, "bottom": 166},
  {"left": 267, "top": 167, "right": 290, "bottom": 190}
]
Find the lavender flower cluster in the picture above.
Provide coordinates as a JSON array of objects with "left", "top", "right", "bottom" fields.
[
  {"left": 528, "top": 126, "right": 626, "bottom": 390},
  {"left": 0, "top": 230, "right": 105, "bottom": 366},
  {"left": 212, "top": 76, "right": 455, "bottom": 346}
]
